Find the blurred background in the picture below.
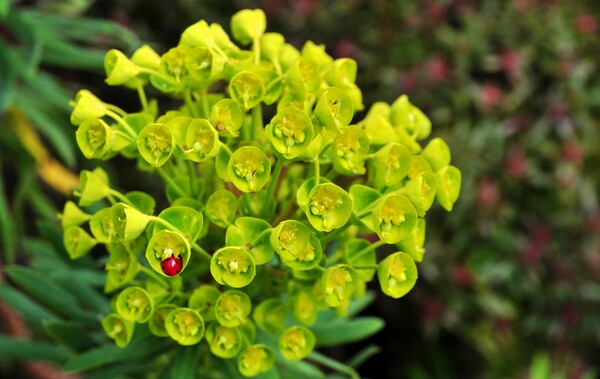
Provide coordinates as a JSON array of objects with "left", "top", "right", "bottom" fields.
[{"left": 1, "top": 0, "right": 599, "bottom": 378}]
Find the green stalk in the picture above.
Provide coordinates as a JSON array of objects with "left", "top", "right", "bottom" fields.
[
  {"left": 307, "top": 351, "right": 360, "bottom": 379},
  {"left": 156, "top": 167, "right": 188, "bottom": 198},
  {"left": 136, "top": 83, "right": 149, "bottom": 111}
]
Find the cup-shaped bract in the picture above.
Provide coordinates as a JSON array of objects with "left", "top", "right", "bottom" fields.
[
  {"left": 286, "top": 57, "right": 321, "bottom": 95},
  {"left": 185, "top": 46, "right": 221, "bottom": 82},
  {"left": 270, "top": 220, "right": 310, "bottom": 263},
  {"left": 180, "top": 20, "right": 213, "bottom": 48},
  {"left": 210, "top": 98, "right": 244, "bottom": 137},
  {"left": 226, "top": 217, "right": 273, "bottom": 264},
  {"left": 231, "top": 9, "right": 266, "bottom": 45},
  {"left": 390, "top": 95, "right": 431, "bottom": 141},
  {"left": 397, "top": 218, "right": 426, "bottom": 263},
  {"left": 115, "top": 286, "right": 154, "bottom": 323},
  {"left": 373, "top": 193, "right": 418, "bottom": 244},
  {"left": 399, "top": 171, "right": 437, "bottom": 217},
  {"left": 102, "top": 313, "right": 135, "bottom": 348},
  {"left": 228, "top": 146, "right": 271, "bottom": 193},
  {"left": 295, "top": 177, "right": 331, "bottom": 211},
  {"left": 333, "top": 125, "right": 370, "bottom": 175},
  {"left": 377, "top": 252, "right": 418, "bottom": 299},
  {"left": 267, "top": 106, "right": 314, "bottom": 159},
  {"left": 63, "top": 226, "right": 97, "bottom": 259},
  {"left": 165, "top": 307, "right": 205, "bottom": 346},
  {"left": 130, "top": 44, "right": 160, "bottom": 70},
  {"left": 253, "top": 298, "right": 285, "bottom": 334},
  {"left": 324, "top": 58, "right": 357, "bottom": 88},
  {"left": 205, "top": 189, "right": 238, "bottom": 228},
  {"left": 321, "top": 264, "right": 359, "bottom": 307},
  {"left": 291, "top": 288, "right": 318, "bottom": 325},
  {"left": 188, "top": 284, "right": 220, "bottom": 322},
  {"left": 145, "top": 230, "right": 191, "bottom": 277},
  {"left": 89, "top": 208, "right": 118, "bottom": 243},
  {"left": 215, "top": 290, "right": 252, "bottom": 328},
  {"left": 148, "top": 304, "right": 177, "bottom": 337},
  {"left": 104, "top": 49, "right": 141, "bottom": 86},
  {"left": 206, "top": 324, "right": 243, "bottom": 358},
  {"left": 137, "top": 123, "right": 175, "bottom": 167},
  {"left": 279, "top": 325, "right": 315, "bottom": 361},
  {"left": 210, "top": 246, "right": 256, "bottom": 288},
  {"left": 314, "top": 87, "right": 354, "bottom": 132},
  {"left": 152, "top": 206, "right": 203, "bottom": 243},
  {"left": 229, "top": 71, "right": 264, "bottom": 111},
  {"left": 305, "top": 183, "right": 353, "bottom": 232},
  {"left": 369, "top": 143, "right": 411, "bottom": 190},
  {"left": 110, "top": 203, "right": 149, "bottom": 241},
  {"left": 422, "top": 137, "right": 451, "bottom": 172},
  {"left": 78, "top": 167, "right": 110, "bottom": 206},
  {"left": 75, "top": 119, "right": 116, "bottom": 159},
  {"left": 184, "top": 119, "right": 220, "bottom": 162},
  {"left": 284, "top": 234, "right": 322, "bottom": 271},
  {"left": 435, "top": 165, "right": 462, "bottom": 212},
  {"left": 70, "top": 90, "right": 107, "bottom": 126},
  {"left": 59, "top": 201, "right": 91, "bottom": 230},
  {"left": 238, "top": 344, "right": 275, "bottom": 377},
  {"left": 105, "top": 243, "right": 139, "bottom": 293},
  {"left": 260, "top": 32, "right": 285, "bottom": 61}
]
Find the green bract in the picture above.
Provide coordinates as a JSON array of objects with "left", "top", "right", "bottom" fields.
[
  {"left": 377, "top": 252, "right": 418, "bottom": 299},
  {"left": 279, "top": 325, "right": 315, "bottom": 361},
  {"left": 115, "top": 286, "right": 154, "bottom": 323},
  {"left": 373, "top": 193, "right": 418, "bottom": 244},
  {"left": 267, "top": 106, "right": 314, "bottom": 159},
  {"left": 188, "top": 285, "right": 220, "bottom": 322},
  {"left": 165, "top": 307, "right": 205, "bottom": 345},
  {"left": 238, "top": 344, "right": 276, "bottom": 377},
  {"left": 137, "top": 123, "right": 175, "bottom": 167},
  {"left": 228, "top": 146, "right": 271, "bottom": 192},
  {"left": 145, "top": 230, "right": 191, "bottom": 276},
  {"left": 253, "top": 298, "right": 285, "bottom": 334},
  {"left": 63, "top": 10, "right": 461, "bottom": 377},
  {"left": 231, "top": 9, "right": 266, "bottom": 45},
  {"left": 321, "top": 264, "right": 359, "bottom": 307},
  {"left": 305, "top": 183, "right": 352, "bottom": 232},
  {"left": 210, "top": 246, "right": 256, "bottom": 288},
  {"left": 215, "top": 290, "right": 252, "bottom": 327},
  {"left": 70, "top": 90, "right": 107, "bottom": 126},
  {"left": 63, "top": 226, "right": 97, "bottom": 259},
  {"left": 102, "top": 314, "right": 134, "bottom": 348}
]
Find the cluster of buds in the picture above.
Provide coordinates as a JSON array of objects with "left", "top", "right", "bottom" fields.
[{"left": 60, "top": 9, "right": 460, "bottom": 377}]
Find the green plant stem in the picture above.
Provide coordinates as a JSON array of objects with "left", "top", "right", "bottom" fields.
[
  {"left": 139, "top": 265, "right": 169, "bottom": 288},
  {"left": 353, "top": 265, "right": 378, "bottom": 270},
  {"left": 345, "top": 344, "right": 381, "bottom": 368},
  {"left": 186, "top": 160, "right": 198, "bottom": 197},
  {"left": 200, "top": 90, "right": 210, "bottom": 117},
  {"left": 106, "top": 110, "right": 138, "bottom": 139},
  {"left": 106, "top": 104, "right": 128, "bottom": 117},
  {"left": 321, "top": 223, "right": 351, "bottom": 244},
  {"left": 109, "top": 189, "right": 135, "bottom": 207},
  {"left": 267, "top": 158, "right": 285, "bottom": 200},
  {"left": 184, "top": 90, "right": 198, "bottom": 117},
  {"left": 353, "top": 240, "right": 385, "bottom": 260},
  {"left": 156, "top": 167, "right": 188, "bottom": 198},
  {"left": 307, "top": 351, "right": 360, "bottom": 379},
  {"left": 136, "top": 83, "right": 149, "bottom": 111},
  {"left": 314, "top": 157, "right": 320, "bottom": 184},
  {"left": 356, "top": 199, "right": 382, "bottom": 219},
  {"left": 250, "top": 228, "right": 272, "bottom": 248},
  {"left": 147, "top": 216, "right": 212, "bottom": 261},
  {"left": 250, "top": 104, "right": 262, "bottom": 141},
  {"left": 253, "top": 37, "right": 261, "bottom": 64}
]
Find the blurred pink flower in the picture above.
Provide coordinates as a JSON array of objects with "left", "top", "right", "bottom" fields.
[
  {"left": 500, "top": 50, "right": 521, "bottom": 74},
  {"left": 505, "top": 150, "right": 528, "bottom": 178},
  {"left": 476, "top": 178, "right": 499, "bottom": 208},
  {"left": 426, "top": 56, "right": 449, "bottom": 82},
  {"left": 562, "top": 141, "right": 584, "bottom": 164},
  {"left": 481, "top": 83, "right": 502, "bottom": 108},
  {"left": 576, "top": 14, "right": 597, "bottom": 34},
  {"left": 453, "top": 265, "right": 472, "bottom": 286},
  {"left": 332, "top": 38, "right": 357, "bottom": 59}
]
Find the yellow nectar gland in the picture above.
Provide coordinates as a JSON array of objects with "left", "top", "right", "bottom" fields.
[
  {"left": 387, "top": 256, "right": 407, "bottom": 288},
  {"left": 241, "top": 346, "right": 267, "bottom": 370},
  {"left": 310, "top": 187, "right": 343, "bottom": 229},
  {"left": 273, "top": 115, "right": 306, "bottom": 152},
  {"left": 233, "top": 157, "right": 265, "bottom": 191},
  {"left": 283, "top": 329, "right": 306, "bottom": 353},
  {"left": 218, "top": 294, "right": 242, "bottom": 321},
  {"left": 175, "top": 311, "right": 199, "bottom": 336},
  {"left": 127, "top": 291, "right": 148, "bottom": 317},
  {"left": 147, "top": 129, "right": 172, "bottom": 163},
  {"left": 325, "top": 268, "right": 353, "bottom": 302}
]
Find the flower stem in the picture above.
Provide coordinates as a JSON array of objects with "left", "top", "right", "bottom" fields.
[
  {"left": 184, "top": 90, "right": 198, "bottom": 117},
  {"left": 136, "top": 83, "right": 149, "bottom": 111},
  {"left": 139, "top": 265, "right": 169, "bottom": 288},
  {"left": 267, "top": 158, "right": 285, "bottom": 200},
  {"left": 109, "top": 189, "right": 136, "bottom": 207},
  {"left": 250, "top": 104, "right": 262, "bottom": 141},
  {"left": 156, "top": 166, "right": 188, "bottom": 198},
  {"left": 307, "top": 351, "right": 360, "bottom": 379},
  {"left": 106, "top": 110, "right": 138, "bottom": 139},
  {"left": 353, "top": 240, "right": 386, "bottom": 260},
  {"left": 314, "top": 157, "right": 320, "bottom": 184}
]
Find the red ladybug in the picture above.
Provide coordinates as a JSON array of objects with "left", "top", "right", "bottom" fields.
[{"left": 161, "top": 255, "right": 183, "bottom": 276}]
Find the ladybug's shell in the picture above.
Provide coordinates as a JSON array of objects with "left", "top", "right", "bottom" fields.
[{"left": 161, "top": 255, "right": 183, "bottom": 276}]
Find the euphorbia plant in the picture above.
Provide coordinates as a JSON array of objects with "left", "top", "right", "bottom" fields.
[{"left": 61, "top": 8, "right": 460, "bottom": 378}]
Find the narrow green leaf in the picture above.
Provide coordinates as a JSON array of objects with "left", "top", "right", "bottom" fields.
[
  {"left": 0, "top": 158, "right": 17, "bottom": 264},
  {"left": 4, "top": 266, "right": 94, "bottom": 324},
  {"left": 64, "top": 330, "right": 172, "bottom": 372},
  {"left": 43, "top": 320, "right": 96, "bottom": 351},
  {"left": 0, "top": 336, "right": 71, "bottom": 363},
  {"left": 0, "top": 283, "right": 59, "bottom": 325},
  {"left": 169, "top": 346, "right": 200, "bottom": 379},
  {"left": 0, "top": 42, "right": 15, "bottom": 112},
  {"left": 85, "top": 360, "right": 161, "bottom": 379},
  {"left": 312, "top": 317, "right": 385, "bottom": 347}
]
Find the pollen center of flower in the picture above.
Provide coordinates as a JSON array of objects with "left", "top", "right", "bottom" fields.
[
  {"left": 325, "top": 268, "right": 353, "bottom": 301},
  {"left": 388, "top": 256, "right": 407, "bottom": 286},
  {"left": 175, "top": 312, "right": 199, "bottom": 336},
  {"left": 283, "top": 329, "right": 306, "bottom": 352},
  {"left": 229, "top": 260, "right": 239, "bottom": 272},
  {"left": 233, "top": 157, "right": 265, "bottom": 190}
]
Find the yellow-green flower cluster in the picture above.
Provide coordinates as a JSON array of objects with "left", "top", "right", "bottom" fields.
[{"left": 61, "top": 8, "right": 460, "bottom": 377}]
